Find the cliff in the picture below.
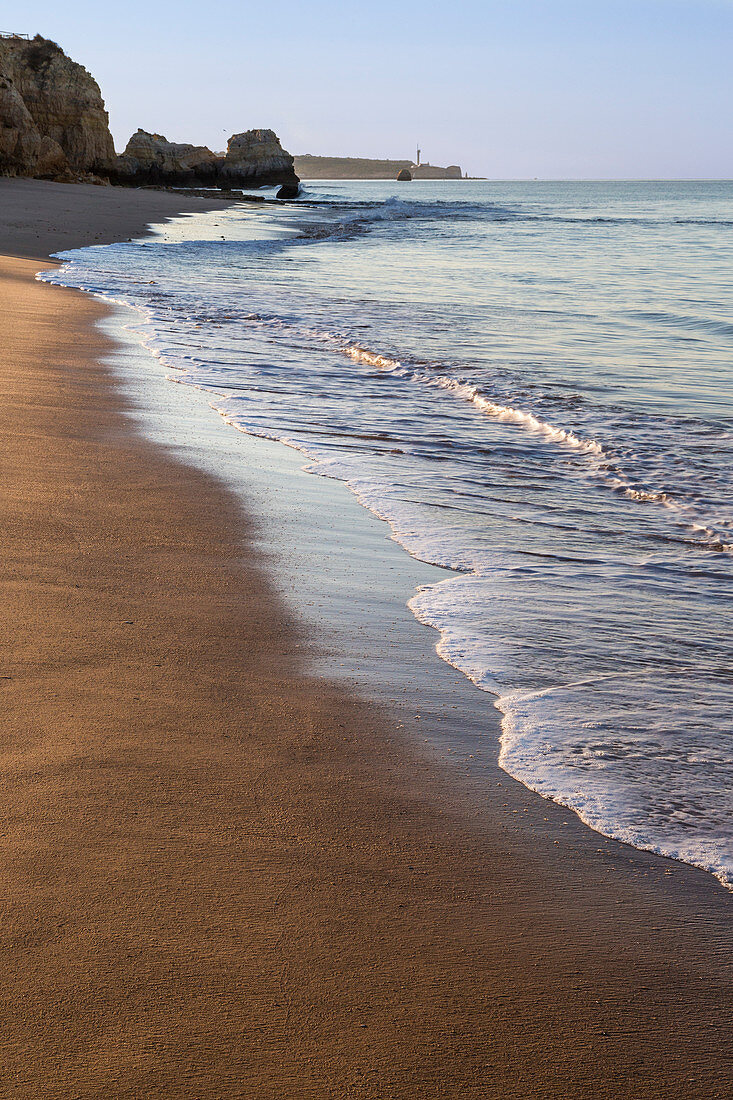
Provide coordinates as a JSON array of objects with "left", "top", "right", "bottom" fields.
[
  {"left": 113, "top": 129, "right": 299, "bottom": 196},
  {"left": 294, "top": 155, "right": 463, "bottom": 181},
  {"left": 0, "top": 34, "right": 115, "bottom": 177},
  {"left": 0, "top": 69, "right": 66, "bottom": 177},
  {"left": 0, "top": 34, "right": 299, "bottom": 196}
]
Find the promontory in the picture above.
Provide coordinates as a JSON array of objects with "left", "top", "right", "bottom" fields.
[{"left": 0, "top": 34, "right": 300, "bottom": 196}]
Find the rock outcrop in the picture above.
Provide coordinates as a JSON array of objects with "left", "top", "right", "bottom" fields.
[
  {"left": 114, "top": 130, "right": 221, "bottom": 186},
  {"left": 221, "top": 129, "right": 296, "bottom": 187},
  {"left": 396, "top": 167, "right": 412, "bottom": 181},
  {"left": 0, "top": 34, "right": 115, "bottom": 177},
  {"left": 0, "top": 34, "right": 300, "bottom": 196},
  {"left": 0, "top": 70, "right": 65, "bottom": 176},
  {"left": 113, "top": 127, "right": 300, "bottom": 196}
]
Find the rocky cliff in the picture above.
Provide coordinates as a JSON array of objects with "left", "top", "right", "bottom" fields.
[
  {"left": 113, "top": 128, "right": 299, "bottom": 196},
  {"left": 0, "top": 69, "right": 65, "bottom": 176},
  {"left": 0, "top": 34, "right": 115, "bottom": 177},
  {"left": 0, "top": 34, "right": 299, "bottom": 196}
]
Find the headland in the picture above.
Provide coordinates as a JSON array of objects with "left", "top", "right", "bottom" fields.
[{"left": 295, "top": 154, "right": 464, "bottom": 180}]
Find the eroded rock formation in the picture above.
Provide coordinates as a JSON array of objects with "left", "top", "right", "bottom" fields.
[
  {"left": 114, "top": 130, "right": 221, "bottom": 186},
  {"left": 221, "top": 129, "right": 296, "bottom": 187},
  {"left": 113, "top": 127, "right": 300, "bottom": 196},
  {"left": 0, "top": 70, "right": 65, "bottom": 176},
  {"left": 0, "top": 34, "right": 115, "bottom": 177},
  {"left": 0, "top": 34, "right": 300, "bottom": 196}
]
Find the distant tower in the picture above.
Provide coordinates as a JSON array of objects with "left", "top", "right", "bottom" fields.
[{"left": 416, "top": 146, "right": 421, "bottom": 167}]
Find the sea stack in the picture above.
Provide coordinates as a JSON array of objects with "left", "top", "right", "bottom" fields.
[
  {"left": 112, "top": 127, "right": 300, "bottom": 195},
  {"left": 220, "top": 129, "right": 299, "bottom": 194},
  {"left": 396, "top": 167, "right": 412, "bottom": 181}
]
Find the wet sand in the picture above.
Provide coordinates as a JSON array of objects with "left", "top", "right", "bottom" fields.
[{"left": 0, "top": 178, "right": 731, "bottom": 1098}]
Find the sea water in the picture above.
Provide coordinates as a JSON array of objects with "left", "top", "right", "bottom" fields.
[{"left": 41, "top": 180, "right": 733, "bottom": 889}]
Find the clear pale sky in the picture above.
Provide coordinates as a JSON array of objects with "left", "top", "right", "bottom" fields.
[{"left": 12, "top": 0, "right": 733, "bottom": 178}]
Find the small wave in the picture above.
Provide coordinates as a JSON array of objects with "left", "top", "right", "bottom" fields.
[
  {"left": 338, "top": 340, "right": 733, "bottom": 554},
  {"left": 344, "top": 345, "right": 404, "bottom": 371},
  {"left": 624, "top": 310, "right": 733, "bottom": 340},
  {"left": 493, "top": 677, "right": 733, "bottom": 891},
  {"left": 38, "top": 248, "right": 733, "bottom": 559},
  {"left": 438, "top": 379, "right": 606, "bottom": 456},
  {"left": 624, "top": 486, "right": 671, "bottom": 504},
  {"left": 295, "top": 197, "right": 513, "bottom": 242},
  {"left": 307, "top": 201, "right": 733, "bottom": 238},
  {"left": 519, "top": 214, "right": 733, "bottom": 229}
]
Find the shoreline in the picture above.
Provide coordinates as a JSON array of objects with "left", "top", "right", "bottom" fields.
[
  {"left": 0, "top": 178, "right": 730, "bottom": 1097},
  {"left": 41, "top": 190, "right": 733, "bottom": 894},
  {"left": 70, "top": 250, "right": 733, "bottom": 896}
]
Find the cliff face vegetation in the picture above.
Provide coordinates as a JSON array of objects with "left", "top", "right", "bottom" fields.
[
  {"left": 0, "top": 35, "right": 114, "bottom": 177},
  {"left": 0, "top": 34, "right": 300, "bottom": 195}
]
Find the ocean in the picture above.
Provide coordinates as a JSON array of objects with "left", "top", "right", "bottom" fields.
[{"left": 41, "top": 179, "right": 733, "bottom": 890}]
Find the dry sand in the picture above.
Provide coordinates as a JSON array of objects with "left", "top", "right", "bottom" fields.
[{"left": 0, "top": 178, "right": 731, "bottom": 1098}]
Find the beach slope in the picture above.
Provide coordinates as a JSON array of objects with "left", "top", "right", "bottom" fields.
[{"left": 0, "top": 178, "right": 730, "bottom": 1098}]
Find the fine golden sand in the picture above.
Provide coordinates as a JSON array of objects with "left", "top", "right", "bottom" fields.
[{"left": 0, "top": 178, "right": 730, "bottom": 1098}]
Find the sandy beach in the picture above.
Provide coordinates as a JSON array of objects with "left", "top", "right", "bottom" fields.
[{"left": 0, "top": 177, "right": 731, "bottom": 1098}]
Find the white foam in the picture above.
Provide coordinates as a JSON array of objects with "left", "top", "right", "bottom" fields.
[
  {"left": 338, "top": 340, "right": 733, "bottom": 555},
  {"left": 495, "top": 681, "right": 733, "bottom": 891}
]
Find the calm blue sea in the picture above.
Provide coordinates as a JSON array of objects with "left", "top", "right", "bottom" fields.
[{"left": 42, "top": 179, "right": 733, "bottom": 888}]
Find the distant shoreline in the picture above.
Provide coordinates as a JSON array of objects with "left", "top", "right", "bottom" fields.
[{"left": 294, "top": 154, "right": 463, "bottom": 180}]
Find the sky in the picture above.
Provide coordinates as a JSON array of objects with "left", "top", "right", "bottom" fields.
[{"left": 11, "top": 0, "right": 733, "bottom": 178}]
